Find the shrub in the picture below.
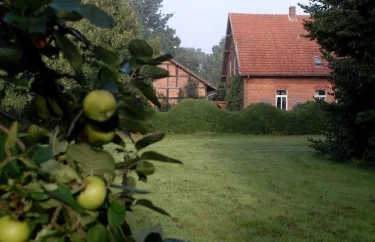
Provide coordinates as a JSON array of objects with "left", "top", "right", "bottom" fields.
[
  {"left": 212, "top": 83, "right": 226, "bottom": 101},
  {"left": 151, "top": 100, "right": 328, "bottom": 135},
  {"left": 226, "top": 76, "right": 243, "bottom": 111}
]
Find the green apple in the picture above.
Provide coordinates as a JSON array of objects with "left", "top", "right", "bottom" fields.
[
  {"left": 0, "top": 215, "right": 31, "bottom": 242},
  {"left": 83, "top": 90, "right": 117, "bottom": 122},
  {"left": 77, "top": 176, "right": 107, "bottom": 210},
  {"left": 84, "top": 123, "right": 115, "bottom": 144}
]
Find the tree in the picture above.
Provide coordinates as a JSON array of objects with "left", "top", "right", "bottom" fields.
[
  {"left": 300, "top": 0, "right": 375, "bottom": 162},
  {"left": 1, "top": 0, "right": 155, "bottom": 112},
  {"left": 175, "top": 47, "right": 207, "bottom": 75},
  {"left": 201, "top": 37, "right": 225, "bottom": 87},
  {"left": 130, "top": 0, "right": 181, "bottom": 56},
  {"left": 178, "top": 76, "right": 199, "bottom": 101},
  {"left": 0, "top": 1, "right": 185, "bottom": 241}
]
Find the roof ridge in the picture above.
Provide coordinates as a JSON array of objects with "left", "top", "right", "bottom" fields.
[{"left": 228, "top": 12, "right": 310, "bottom": 17}]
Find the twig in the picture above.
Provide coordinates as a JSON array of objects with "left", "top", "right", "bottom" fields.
[
  {"left": 65, "top": 205, "right": 86, "bottom": 239},
  {"left": 51, "top": 205, "right": 65, "bottom": 232},
  {"left": 0, "top": 122, "right": 26, "bottom": 152}
]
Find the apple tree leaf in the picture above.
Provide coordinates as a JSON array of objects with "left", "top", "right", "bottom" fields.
[
  {"left": 66, "top": 143, "right": 116, "bottom": 181},
  {"left": 135, "top": 133, "right": 165, "bottom": 150},
  {"left": 87, "top": 224, "right": 109, "bottom": 242},
  {"left": 108, "top": 199, "right": 126, "bottom": 228}
]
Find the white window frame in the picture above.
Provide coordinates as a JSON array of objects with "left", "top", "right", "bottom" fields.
[
  {"left": 276, "top": 90, "right": 288, "bottom": 111},
  {"left": 233, "top": 57, "right": 236, "bottom": 75},
  {"left": 314, "top": 90, "right": 327, "bottom": 101}
]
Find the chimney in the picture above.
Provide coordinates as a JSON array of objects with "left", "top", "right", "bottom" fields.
[{"left": 289, "top": 6, "right": 297, "bottom": 22}]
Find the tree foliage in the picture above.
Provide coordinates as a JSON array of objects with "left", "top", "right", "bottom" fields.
[
  {"left": 226, "top": 76, "right": 243, "bottom": 111},
  {"left": 0, "top": 0, "right": 186, "bottom": 241},
  {"left": 300, "top": 0, "right": 375, "bottom": 163},
  {"left": 178, "top": 76, "right": 199, "bottom": 101},
  {"left": 201, "top": 37, "right": 225, "bottom": 87},
  {"left": 212, "top": 83, "right": 226, "bottom": 101},
  {"left": 130, "top": 0, "right": 181, "bottom": 56}
]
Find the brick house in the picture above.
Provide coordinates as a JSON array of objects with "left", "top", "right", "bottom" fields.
[
  {"left": 221, "top": 6, "right": 333, "bottom": 110},
  {"left": 155, "top": 58, "right": 217, "bottom": 104}
]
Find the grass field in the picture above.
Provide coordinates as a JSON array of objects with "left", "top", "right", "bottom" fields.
[{"left": 111, "top": 135, "right": 375, "bottom": 242}]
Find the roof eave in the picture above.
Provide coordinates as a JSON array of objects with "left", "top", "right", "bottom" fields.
[
  {"left": 240, "top": 73, "right": 330, "bottom": 78},
  {"left": 169, "top": 58, "right": 218, "bottom": 91}
]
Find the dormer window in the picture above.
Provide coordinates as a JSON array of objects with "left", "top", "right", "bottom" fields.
[{"left": 313, "top": 56, "right": 323, "bottom": 66}]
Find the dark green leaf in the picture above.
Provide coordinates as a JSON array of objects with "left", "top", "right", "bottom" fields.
[
  {"left": 53, "top": 33, "right": 82, "bottom": 76},
  {"left": 92, "top": 46, "right": 120, "bottom": 66},
  {"left": 136, "top": 200, "right": 171, "bottom": 217},
  {"left": 31, "top": 192, "right": 50, "bottom": 201},
  {"left": 133, "top": 81, "right": 160, "bottom": 108},
  {"left": 56, "top": 10, "right": 83, "bottom": 21},
  {"left": 66, "top": 143, "right": 116, "bottom": 179},
  {"left": 44, "top": 185, "right": 84, "bottom": 215},
  {"left": 0, "top": 45, "right": 22, "bottom": 62},
  {"left": 118, "top": 105, "right": 147, "bottom": 122},
  {"left": 108, "top": 199, "right": 126, "bottom": 228},
  {"left": 78, "top": 4, "right": 114, "bottom": 29},
  {"left": 110, "top": 227, "right": 126, "bottom": 242},
  {"left": 152, "top": 54, "right": 173, "bottom": 64},
  {"left": 87, "top": 224, "right": 109, "bottom": 242},
  {"left": 110, "top": 184, "right": 150, "bottom": 194},
  {"left": 96, "top": 66, "right": 117, "bottom": 86},
  {"left": 0, "top": 135, "right": 6, "bottom": 161},
  {"left": 134, "top": 56, "right": 153, "bottom": 65},
  {"left": 3, "top": 13, "right": 47, "bottom": 33},
  {"left": 135, "top": 133, "right": 165, "bottom": 150},
  {"left": 129, "top": 39, "right": 153, "bottom": 59},
  {"left": 102, "top": 80, "right": 119, "bottom": 94},
  {"left": 137, "top": 173, "right": 147, "bottom": 183},
  {"left": 28, "top": 214, "right": 49, "bottom": 232},
  {"left": 31, "top": 147, "right": 53, "bottom": 165},
  {"left": 50, "top": 0, "right": 81, "bottom": 11},
  {"left": 28, "top": 0, "right": 52, "bottom": 12},
  {"left": 111, "top": 134, "right": 125, "bottom": 147},
  {"left": 120, "top": 119, "right": 150, "bottom": 135},
  {"left": 141, "top": 152, "right": 183, "bottom": 164},
  {"left": 136, "top": 161, "right": 155, "bottom": 176},
  {"left": 3, "top": 160, "right": 22, "bottom": 179},
  {"left": 144, "top": 67, "right": 169, "bottom": 79}
]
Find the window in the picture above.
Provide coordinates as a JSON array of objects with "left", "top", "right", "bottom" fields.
[
  {"left": 276, "top": 90, "right": 288, "bottom": 111},
  {"left": 229, "top": 60, "right": 232, "bottom": 77},
  {"left": 233, "top": 57, "right": 236, "bottom": 75},
  {"left": 314, "top": 90, "right": 327, "bottom": 101},
  {"left": 313, "top": 56, "right": 323, "bottom": 66}
]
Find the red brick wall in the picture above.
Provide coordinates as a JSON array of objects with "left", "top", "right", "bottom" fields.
[
  {"left": 243, "top": 77, "right": 333, "bottom": 110},
  {"left": 154, "top": 60, "right": 207, "bottom": 103}
]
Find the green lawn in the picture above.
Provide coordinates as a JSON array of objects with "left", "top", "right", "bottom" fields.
[{"left": 111, "top": 135, "right": 375, "bottom": 242}]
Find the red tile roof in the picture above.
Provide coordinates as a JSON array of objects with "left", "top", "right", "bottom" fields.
[{"left": 229, "top": 13, "right": 331, "bottom": 76}]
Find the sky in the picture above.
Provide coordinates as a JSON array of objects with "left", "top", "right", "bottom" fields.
[{"left": 161, "top": 0, "right": 310, "bottom": 53}]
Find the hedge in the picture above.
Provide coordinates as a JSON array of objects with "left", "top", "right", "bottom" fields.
[{"left": 150, "top": 99, "right": 328, "bottom": 135}]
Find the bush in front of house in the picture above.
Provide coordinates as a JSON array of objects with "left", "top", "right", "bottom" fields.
[{"left": 150, "top": 99, "right": 328, "bottom": 134}]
